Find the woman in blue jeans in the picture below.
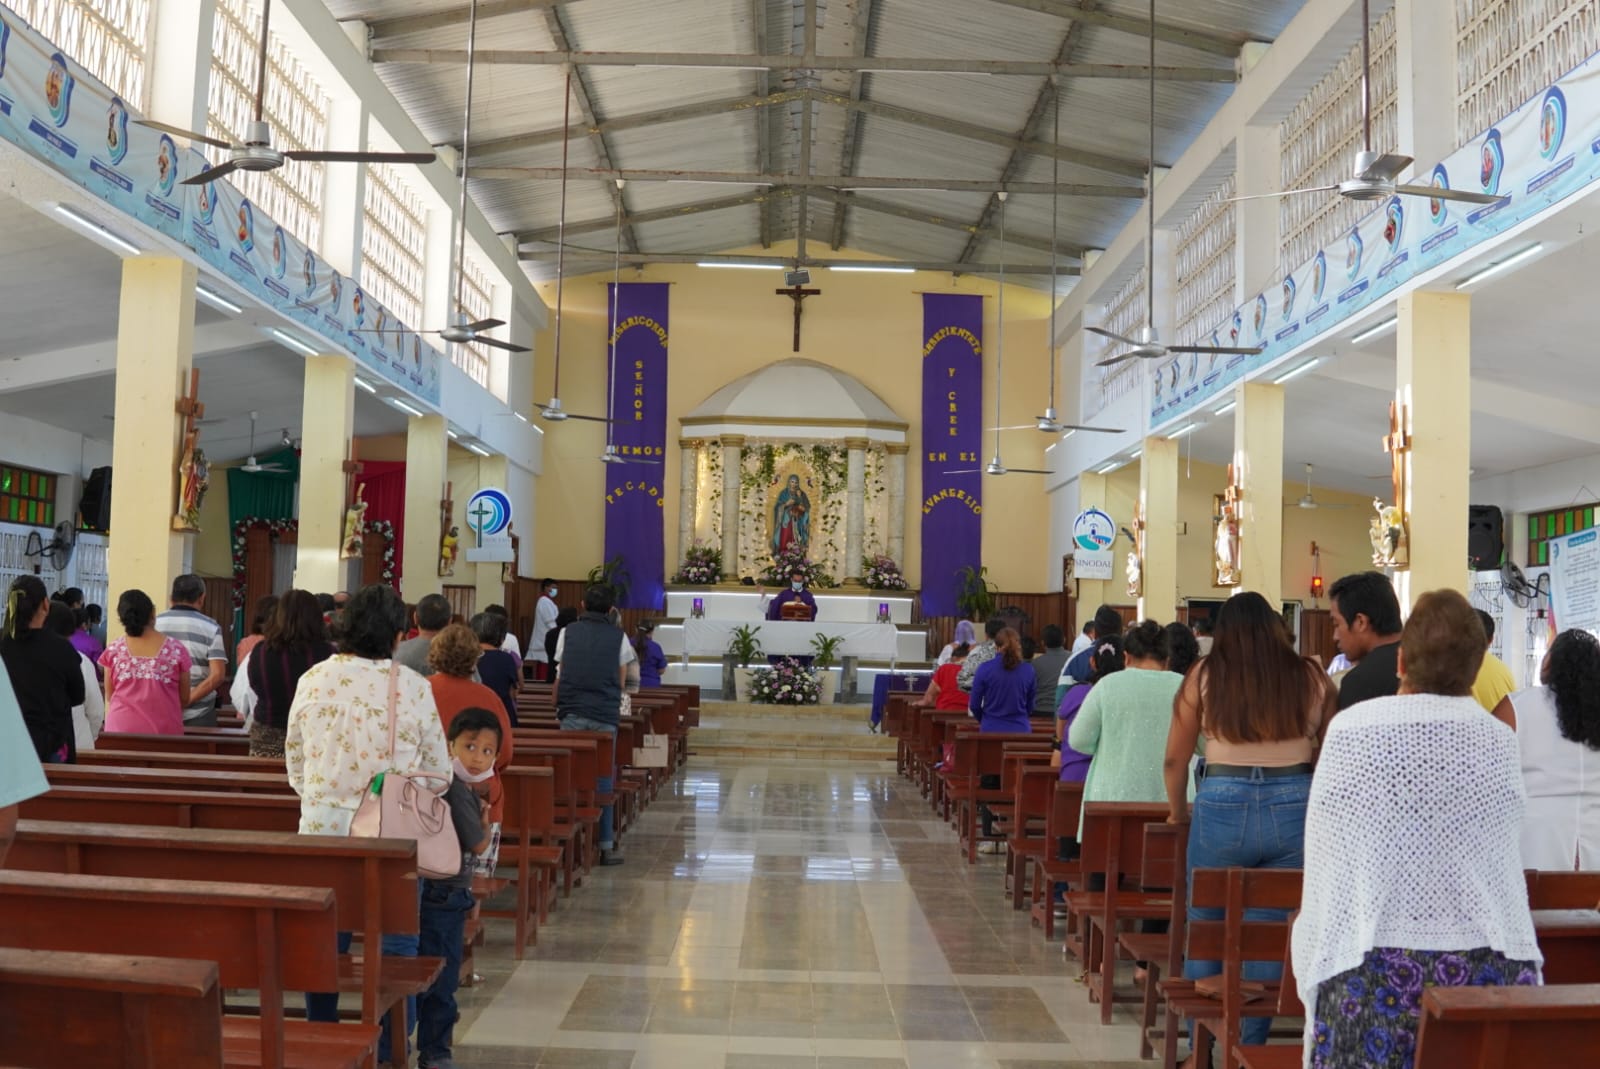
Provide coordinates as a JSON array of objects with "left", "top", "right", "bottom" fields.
[{"left": 1163, "top": 592, "right": 1337, "bottom": 1061}]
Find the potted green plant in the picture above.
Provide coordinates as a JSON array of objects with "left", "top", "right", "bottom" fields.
[
  {"left": 724, "top": 624, "right": 764, "bottom": 701},
  {"left": 956, "top": 564, "right": 998, "bottom": 621},
  {"left": 586, "top": 555, "right": 632, "bottom": 605},
  {"left": 810, "top": 632, "right": 846, "bottom": 704}
]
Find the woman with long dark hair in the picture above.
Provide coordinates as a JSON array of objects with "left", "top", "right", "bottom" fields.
[
  {"left": 1513, "top": 628, "right": 1600, "bottom": 869},
  {"left": 1166, "top": 591, "right": 1334, "bottom": 1055},
  {"left": 246, "top": 590, "right": 335, "bottom": 758},
  {"left": 1070, "top": 620, "right": 1179, "bottom": 823},
  {"left": 1, "top": 575, "right": 84, "bottom": 761},
  {"left": 237, "top": 594, "right": 279, "bottom": 665},
  {"left": 100, "top": 589, "right": 191, "bottom": 737},
  {"left": 49, "top": 602, "right": 103, "bottom": 750}
]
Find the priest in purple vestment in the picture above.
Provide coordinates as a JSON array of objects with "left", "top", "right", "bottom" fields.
[{"left": 766, "top": 569, "right": 817, "bottom": 622}]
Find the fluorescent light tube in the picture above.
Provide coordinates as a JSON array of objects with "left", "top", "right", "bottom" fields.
[
  {"left": 1094, "top": 461, "right": 1121, "bottom": 475},
  {"left": 514, "top": 412, "right": 529, "bottom": 422},
  {"left": 52, "top": 203, "right": 142, "bottom": 256},
  {"left": 696, "top": 261, "right": 783, "bottom": 270},
  {"left": 446, "top": 429, "right": 460, "bottom": 440},
  {"left": 1273, "top": 359, "right": 1320, "bottom": 385},
  {"left": 1212, "top": 399, "right": 1237, "bottom": 416},
  {"left": 354, "top": 377, "right": 378, "bottom": 394},
  {"left": 1350, "top": 316, "right": 1398, "bottom": 344},
  {"left": 465, "top": 442, "right": 492, "bottom": 457},
  {"left": 829, "top": 265, "right": 915, "bottom": 274},
  {"left": 1166, "top": 422, "right": 1198, "bottom": 439},
  {"left": 271, "top": 329, "right": 320, "bottom": 357},
  {"left": 1129, "top": 448, "right": 1142, "bottom": 460},
  {"left": 387, "top": 397, "right": 425, "bottom": 418},
  {"left": 195, "top": 285, "right": 244, "bottom": 315},
  {"left": 1455, "top": 243, "right": 1543, "bottom": 289}
]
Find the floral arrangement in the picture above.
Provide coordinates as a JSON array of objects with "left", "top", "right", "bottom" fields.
[
  {"left": 747, "top": 657, "right": 822, "bottom": 705},
  {"left": 231, "top": 517, "right": 397, "bottom": 608},
  {"left": 861, "top": 553, "right": 908, "bottom": 590},
  {"left": 672, "top": 541, "right": 723, "bottom": 585},
  {"left": 760, "top": 544, "right": 835, "bottom": 588}
]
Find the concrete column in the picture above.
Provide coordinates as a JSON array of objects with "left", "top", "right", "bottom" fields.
[
  {"left": 107, "top": 257, "right": 197, "bottom": 606},
  {"left": 886, "top": 443, "right": 908, "bottom": 565},
  {"left": 1075, "top": 470, "right": 1111, "bottom": 614},
  {"left": 474, "top": 454, "right": 509, "bottom": 609},
  {"left": 1395, "top": 0, "right": 1460, "bottom": 182},
  {"left": 402, "top": 414, "right": 448, "bottom": 602},
  {"left": 1234, "top": 123, "right": 1282, "bottom": 303},
  {"left": 1138, "top": 436, "right": 1180, "bottom": 621},
  {"left": 319, "top": 90, "right": 368, "bottom": 279},
  {"left": 293, "top": 356, "right": 355, "bottom": 593},
  {"left": 720, "top": 435, "right": 744, "bottom": 579},
  {"left": 677, "top": 438, "right": 697, "bottom": 570},
  {"left": 1396, "top": 290, "right": 1471, "bottom": 605},
  {"left": 145, "top": 0, "right": 214, "bottom": 128},
  {"left": 844, "top": 437, "right": 868, "bottom": 580},
  {"left": 1233, "top": 382, "right": 1285, "bottom": 607}
]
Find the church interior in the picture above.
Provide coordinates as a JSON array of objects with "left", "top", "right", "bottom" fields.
[{"left": 2, "top": 0, "right": 1600, "bottom": 1067}]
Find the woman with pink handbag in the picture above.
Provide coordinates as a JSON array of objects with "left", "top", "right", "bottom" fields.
[{"left": 286, "top": 583, "right": 450, "bottom": 1062}]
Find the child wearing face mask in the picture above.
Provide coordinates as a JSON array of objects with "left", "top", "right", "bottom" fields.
[{"left": 416, "top": 707, "right": 499, "bottom": 1069}]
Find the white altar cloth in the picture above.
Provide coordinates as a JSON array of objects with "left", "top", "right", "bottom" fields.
[{"left": 683, "top": 619, "right": 900, "bottom": 661}]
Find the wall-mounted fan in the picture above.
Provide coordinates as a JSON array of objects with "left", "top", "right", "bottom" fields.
[
  {"left": 241, "top": 411, "right": 290, "bottom": 473},
  {"left": 1286, "top": 464, "right": 1349, "bottom": 510},
  {"left": 24, "top": 521, "right": 75, "bottom": 572},
  {"left": 1229, "top": 0, "right": 1503, "bottom": 210},
  {"left": 1093, "top": 0, "right": 1265, "bottom": 370},
  {"left": 139, "top": 0, "right": 434, "bottom": 185}
]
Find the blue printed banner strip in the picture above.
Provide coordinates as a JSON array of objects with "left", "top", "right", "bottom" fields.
[
  {"left": 920, "top": 293, "right": 984, "bottom": 617},
  {"left": 603, "top": 282, "right": 670, "bottom": 610}
]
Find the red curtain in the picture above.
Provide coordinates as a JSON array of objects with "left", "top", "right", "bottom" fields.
[{"left": 357, "top": 461, "right": 407, "bottom": 583}]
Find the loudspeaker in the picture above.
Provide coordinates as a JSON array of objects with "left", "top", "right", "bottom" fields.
[
  {"left": 1468, "top": 505, "right": 1503, "bottom": 571},
  {"left": 80, "top": 466, "right": 112, "bottom": 532}
]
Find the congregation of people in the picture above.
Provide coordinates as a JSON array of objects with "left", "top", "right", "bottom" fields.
[{"left": 917, "top": 571, "right": 1600, "bottom": 1065}]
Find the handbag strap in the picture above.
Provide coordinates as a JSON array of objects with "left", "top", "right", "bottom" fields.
[{"left": 384, "top": 661, "right": 400, "bottom": 763}]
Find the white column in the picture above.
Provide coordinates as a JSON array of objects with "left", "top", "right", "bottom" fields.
[
  {"left": 677, "top": 438, "right": 697, "bottom": 568},
  {"left": 886, "top": 443, "right": 908, "bottom": 565},
  {"left": 1234, "top": 123, "right": 1281, "bottom": 303},
  {"left": 401, "top": 414, "right": 448, "bottom": 602},
  {"left": 422, "top": 174, "right": 456, "bottom": 333},
  {"left": 1395, "top": 0, "right": 1460, "bottom": 182},
  {"left": 293, "top": 356, "right": 356, "bottom": 593},
  {"left": 844, "top": 437, "right": 867, "bottom": 580},
  {"left": 720, "top": 435, "right": 744, "bottom": 579},
  {"left": 1151, "top": 227, "right": 1178, "bottom": 342},
  {"left": 145, "top": 0, "right": 214, "bottom": 129},
  {"left": 320, "top": 90, "right": 368, "bottom": 279}
]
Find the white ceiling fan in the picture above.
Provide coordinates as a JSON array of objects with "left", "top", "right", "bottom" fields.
[
  {"left": 537, "top": 68, "right": 612, "bottom": 426},
  {"left": 1092, "top": 0, "right": 1265, "bottom": 370},
  {"left": 240, "top": 411, "right": 290, "bottom": 474},
  {"left": 139, "top": 0, "right": 434, "bottom": 186},
  {"left": 1228, "top": 0, "right": 1504, "bottom": 211},
  {"left": 947, "top": 194, "right": 1050, "bottom": 478},
  {"left": 1287, "top": 463, "right": 1349, "bottom": 510}
]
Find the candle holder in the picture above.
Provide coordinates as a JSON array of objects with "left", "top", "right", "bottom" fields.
[
  {"left": 876, "top": 603, "right": 891, "bottom": 623},
  {"left": 691, "top": 597, "right": 705, "bottom": 619}
]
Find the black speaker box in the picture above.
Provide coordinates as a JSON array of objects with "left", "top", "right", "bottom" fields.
[
  {"left": 80, "top": 466, "right": 112, "bottom": 532},
  {"left": 1468, "top": 504, "right": 1503, "bottom": 571}
]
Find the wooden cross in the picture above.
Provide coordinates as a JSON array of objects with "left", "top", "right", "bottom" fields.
[
  {"left": 775, "top": 282, "right": 821, "bottom": 352},
  {"left": 1223, "top": 461, "right": 1243, "bottom": 512},
  {"left": 1383, "top": 399, "right": 1410, "bottom": 507},
  {"left": 172, "top": 368, "right": 207, "bottom": 532}
]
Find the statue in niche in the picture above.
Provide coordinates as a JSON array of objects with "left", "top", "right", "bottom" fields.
[
  {"left": 769, "top": 472, "right": 812, "bottom": 558},
  {"left": 341, "top": 485, "right": 368, "bottom": 560}
]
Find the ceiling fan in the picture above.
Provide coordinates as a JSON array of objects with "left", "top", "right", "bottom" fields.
[
  {"left": 240, "top": 411, "right": 290, "bottom": 473},
  {"left": 536, "top": 67, "right": 612, "bottom": 425},
  {"left": 598, "top": 192, "right": 661, "bottom": 467},
  {"left": 1092, "top": 1, "right": 1265, "bottom": 370},
  {"left": 139, "top": 0, "right": 434, "bottom": 186},
  {"left": 993, "top": 77, "right": 1125, "bottom": 438},
  {"left": 947, "top": 194, "right": 1050, "bottom": 478},
  {"left": 1228, "top": 0, "right": 1503, "bottom": 210},
  {"left": 1287, "top": 463, "right": 1349, "bottom": 510}
]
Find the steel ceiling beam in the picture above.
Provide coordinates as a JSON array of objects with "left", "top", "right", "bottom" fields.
[
  {"left": 806, "top": 189, "right": 1084, "bottom": 258},
  {"left": 829, "top": 0, "right": 878, "bottom": 251},
  {"left": 468, "top": 165, "right": 1144, "bottom": 196},
  {"left": 518, "top": 248, "right": 1081, "bottom": 276},
  {"left": 982, "top": 0, "right": 1255, "bottom": 58},
  {"left": 753, "top": 0, "right": 774, "bottom": 248},
  {"left": 514, "top": 190, "right": 784, "bottom": 245},
  {"left": 796, "top": 0, "right": 818, "bottom": 263},
  {"left": 371, "top": 48, "right": 1236, "bottom": 80},
  {"left": 360, "top": 0, "right": 578, "bottom": 40},
  {"left": 464, "top": 90, "right": 805, "bottom": 157},
  {"left": 543, "top": 9, "right": 639, "bottom": 254}
]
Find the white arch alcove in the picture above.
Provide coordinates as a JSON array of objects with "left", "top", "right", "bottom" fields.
[{"left": 676, "top": 359, "right": 910, "bottom": 583}]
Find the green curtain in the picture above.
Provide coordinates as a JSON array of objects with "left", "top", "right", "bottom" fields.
[{"left": 226, "top": 447, "right": 300, "bottom": 530}]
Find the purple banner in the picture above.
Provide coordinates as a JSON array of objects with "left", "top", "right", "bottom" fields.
[
  {"left": 920, "top": 293, "right": 984, "bottom": 616},
  {"left": 603, "top": 283, "right": 670, "bottom": 609}
]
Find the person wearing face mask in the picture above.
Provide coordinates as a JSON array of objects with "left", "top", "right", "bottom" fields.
[
  {"left": 528, "top": 579, "right": 560, "bottom": 682},
  {"left": 765, "top": 568, "right": 817, "bottom": 622}
]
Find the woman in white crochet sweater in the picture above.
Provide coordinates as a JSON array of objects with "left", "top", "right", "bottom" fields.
[{"left": 1294, "top": 588, "right": 1541, "bottom": 1068}]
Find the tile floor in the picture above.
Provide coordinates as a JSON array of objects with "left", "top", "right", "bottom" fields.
[{"left": 453, "top": 759, "right": 1152, "bottom": 1069}]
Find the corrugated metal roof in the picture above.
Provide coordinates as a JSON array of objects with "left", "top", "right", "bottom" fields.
[{"left": 335, "top": 0, "right": 1310, "bottom": 282}]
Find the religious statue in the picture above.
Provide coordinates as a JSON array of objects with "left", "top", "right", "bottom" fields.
[
  {"left": 173, "top": 440, "right": 209, "bottom": 532},
  {"left": 1370, "top": 499, "right": 1408, "bottom": 568},
  {"left": 439, "top": 525, "right": 460, "bottom": 576},
  {"left": 770, "top": 473, "right": 812, "bottom": 557},
  {"left": 340, "top": 485, "right": 368, "bottom": 560},
  {"left": 1214, "top": 494, "right": 1241, "bottom": 587},
  {"left": 1126, "top": 549, "right": 1142, "bottom": 600}
]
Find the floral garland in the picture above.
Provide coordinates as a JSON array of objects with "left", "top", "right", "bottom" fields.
[
  {"left": 230, "top": 517, "right": 398, "bottom": 608},
  {"left": 748, "top": 657, "right": 822, "bottom": 705},
  {"left": 672, "top": 541, "right": 723, "bottom": 585},
  {"left": 861, "top": 553, "right": 908, "bottom": 590}
]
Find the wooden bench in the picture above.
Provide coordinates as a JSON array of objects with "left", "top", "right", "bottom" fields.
[
  {"left": 1003, "top": 764, "right": 1060, "bottom": 910},
  {"left": 101, "top": 731, "right": 253, "bottom": 755},
  {"left": 78, "top": 749, "right": 289, "bottom": 774},
  {"left": 941, "top": 730, "right": 1052, "bottom": 863},
  {"left": 1028, "top": 780, "right": 1085, "bottom": 940},
  {"left": 20, "top": 785, "right": 303, "bottom": 831},
  {"left": 0, "top": 947, "right": 225, "bottom": 1069},
  {"left": 0, "top": 870, "right": 377, "bottom": 1069},
  {"left": 1415, "top": 984, "right": 1600, "bottom": 1067},
  {"left": 1528, "top": 870, "right": 1600, "bottom": 910},
  {"left": 1119, "top": 822, "right": 1185, "bottom": 1063},
  {"left": 8, "top": 819, "right": 435, "bottom": 1064},
  {"left": 480, "top": 765, "right": 561, "bottom": 959},
  {"left": 47, "top": 763, "right": 292, "bottom": 794}
]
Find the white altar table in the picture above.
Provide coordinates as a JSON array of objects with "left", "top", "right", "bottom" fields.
[{"left": 682, "top": 619, "right": 900, "bottom": 662}]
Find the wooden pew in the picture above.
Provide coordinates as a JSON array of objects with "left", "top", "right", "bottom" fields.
[
  {"left": 0, "top": 870, "right": 377, "bottom": 1069},
  {"left": 1528, "top": 870, "right": 1600, "bottom": 910},
  {"left": 78, "top": 749, "right": 288, "bottom": 774},
  {"left": 0, "top": 947, "right": 225, "bottom": 1069},
  {"left": 99, "top": 731, "right": 252, "bottom": 756},
  {"left": 480, "top": 765, "right": 561, "bottom": 959},
  {"left": 7, "top": 819, "right": 434, "bottom": 1064},
  {"left": 1416, "top": 984, "right": 1600, "bottom": 1067},
  {"left": 1029, "top": 780, "right": 1085, "bottom": 940},
  {"left": 20, "top": 785, "right": 302, "bottom": 832},
  {"left": 47, "top": 764, "right": 292, "bottom": 794},
  {"left": 942, "top": 729, "right": 1053, "bottom": 863},
  {"left": 1119, "top": 822, "right": 1185, "bottom": 1063},
  {"left": 1003, "top": 764, "right": 1060, "bottom": 910}
]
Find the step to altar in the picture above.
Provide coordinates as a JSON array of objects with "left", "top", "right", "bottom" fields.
[{"left": 688, "top": 700, "right": 896, "bottom": 763}]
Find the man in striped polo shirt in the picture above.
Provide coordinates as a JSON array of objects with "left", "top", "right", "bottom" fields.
[{"left": 156, "top": 574, "right": 228, "bottom": 727}]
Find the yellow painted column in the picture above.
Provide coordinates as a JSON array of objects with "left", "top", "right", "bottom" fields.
[
  {"left": 402, "top": 414, "right": 448, "bottom": 602},
  {"left": 1074, "top": 471, "right": 1111, "bottom": 614},
  {"left": 474, "top": 454, "right": 510, "bottom": 610},
  {"left": 1396, "top": 290, "right": 1472, "bottom": 604},
  {"left": 293, "top": 356, "right": 355, "bottom": 593},
  {"left": 1234, "top": 382, "right": 1285, "bottom": 607},
  {"left": 1138, "top": 436, "right": 1179, "bottom": 622},
  {"left": 107, "top": 257, "right": 197, "bottom": 605}
]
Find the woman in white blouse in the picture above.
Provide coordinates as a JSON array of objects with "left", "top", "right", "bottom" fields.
[
  {"left": 1294, "top": 589, "right": 1540, "bottom": 1068},
  {"left": 1512, "top": 628, "right": 1600, "bottom": 870}
]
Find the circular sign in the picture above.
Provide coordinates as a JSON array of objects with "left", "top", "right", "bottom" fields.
[
  {"left": 466, "top": 488, "right": 512, "bottom": 537},
  {"left": 1073, "top": 508, "right": 1115, "bottom": 553}
]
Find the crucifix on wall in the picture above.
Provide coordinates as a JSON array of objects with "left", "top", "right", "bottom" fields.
[
  {"left": 1383, "top": 399, "right": 1411, "bottom": 509},
  {"left": 1372, "top": 399, "right": 1411, "bottom": 569},
  {"left": 775, "top": 281, "right": 821, "bottom": 352}
]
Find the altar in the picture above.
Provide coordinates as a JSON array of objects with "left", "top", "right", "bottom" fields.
[{"left": 682, "top": 618, "right": 901, "bottom": 661}]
